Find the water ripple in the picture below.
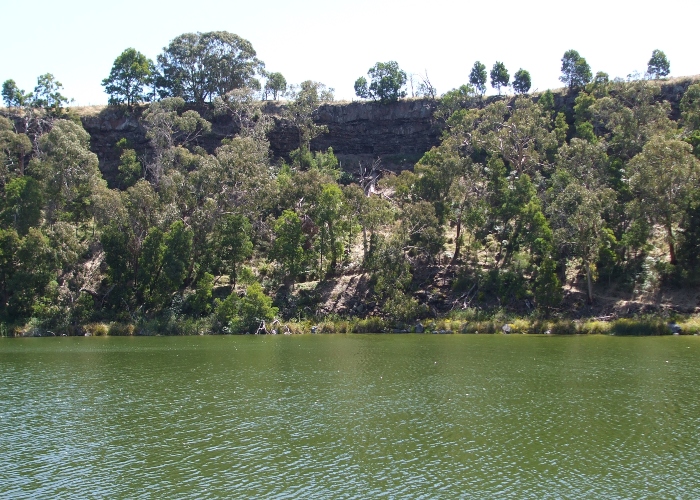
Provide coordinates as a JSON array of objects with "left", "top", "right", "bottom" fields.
[{"left": 1, "top": 335, "right": 700, "bottom": 498}]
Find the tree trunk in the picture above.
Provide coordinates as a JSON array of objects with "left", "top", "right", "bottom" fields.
[
  {"left": 667, "top": 226, "right": 677, "bottom": 265},
  {"left": 329, "top": 224, "right": 337, "bottom": 271},
  {"left": 585, "top": 262, "right": 593, "bottom": 304},
  {"left": 450, "top": 215, "right": 462, "bottom": 266},
  {"left": 362, "top": 226, "right": 368, "bottom": 263}
]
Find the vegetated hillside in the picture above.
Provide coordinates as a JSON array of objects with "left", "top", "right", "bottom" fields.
[
  {"left": 77, "top": 97, "right": 442, "bottom": 187},
  {"left": 77, "top": 77, "right": 697, "bottom": 186},
  {"left": 1, "top": 75, "right": 700, "bottom": 336}
]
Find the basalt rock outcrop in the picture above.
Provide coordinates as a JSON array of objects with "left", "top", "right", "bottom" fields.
[
  {"left": 70, "top": 75, "right": 700, "bottom": 186},
  {"left": 80, "top": 98, "right": 442, "bottom": 186}
]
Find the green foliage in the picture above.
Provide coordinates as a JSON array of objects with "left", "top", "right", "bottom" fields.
[
  {"left": 538, "top": 90, "right": 555, "bottom": 117},
  {"left": 489, "top": 62, "right": 510, "bottom": 95},
  {"left": 676, "top": 197, "right": 700, "bottom": 277},
  {"left": 646, "top": 50, "right": 670, "bottom": 79},
  {"left": 436, "top": 85, "right": 477, "bottom": 121},
  {"left": 560, "top": 50, "right": 592, "bottom": 89},
  {"left": 2, "top": 177, "right": 43, "bottom": 235},
  {"left": 33, "top": 120, "right": 101, "bottom": 222},
  {"left": 354, "top": 61, "right": 407, "bottom": 102},
  {"left": 589, "top": 72, "right": 610, "bottom": 97},
  {"left": 271, "top": 210, "right": 306, "bottom": 282},
  {"left": 117, "top": 148, "right": 142, "bottom": 188},
  {"left": 680, "top": 83, "right": 700, "bottom": 131},
  {"left": 353, "top": 77, "right": 368, "bottom": 99},
  {"left": 367, "top": 234, "right": 412, "bottom": 300},
  {"left": 590, "top": 79, "right": 672, "bottom": 161},
  {"left": 216, "top": 282, "right": 277, "bottom": 334},
  {"left": 628, "top": 138, "right": 700, "bottom": 264},
  {"left": 102, "top": 48, "right": 153, "bottom": 106},
  {"left": 533, "top": 258, "right": 562, "bottom": 312},
  {"left": 400, "top": 201, "right": 445, "bottom": 259},
  {"left": 0, "top": 119, "right": 32, "bottom": 178},
  {"left": 5, "top": 53, "right": 700, "bottom": 328},
  {"left": 187, "top": 272, "right": 215, "bottom": 316},
  {"left": 216, "top": 214, "right": 253, "bottom": 286},
  {"left": 554, "top": 112, "right": 569, "bottom": 144},
  {"left": 2, "top": 79, "right": 31, "bottom": 108},
  {"left": 101, "top": 222, "right": 133, "bottom": 288},
  {"left": 156, "top": 31, "right": 262, "bottom": 103},
  {"left": 263, "top": 72, "right": 287, "bottom": 100},
  {"left": 137, "top": 221, "right": 193, "bottom": 309},
  {"left": 512, "top": 69, "right": 531, "bottom": 94},
  {"left": 469, "top": 61, "right": 487, "bottom": 95},
  {"left": 382, "top": 289, "right": 427, "bottom": 323},
  {"left": 315, "top": 183, "right": 346, "bottom": 273},
  {"left": 284, "top": 81, "right": 333, "bottom": 156},
  {"left": 32, "top": 73, "right": 70, "bottom": 112},
  {"left": 5, "top": 228, "right": 57, "bottom": 321}
]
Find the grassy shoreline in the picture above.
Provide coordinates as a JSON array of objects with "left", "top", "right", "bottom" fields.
[{"left": 3, "top": 315, "right": 700, "bottom": 337}]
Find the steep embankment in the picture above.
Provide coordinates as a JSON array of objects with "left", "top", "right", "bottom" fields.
[
  {"left": 77, "top": 77, "right": 699, "bottom": 187},
  {"left": 79, "top": 98, "right": 442, "bottom": 186}
]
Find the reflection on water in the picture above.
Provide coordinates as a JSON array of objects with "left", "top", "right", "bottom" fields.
[{"left": 1, "top": 335, "right": 699, "bottom": 498}]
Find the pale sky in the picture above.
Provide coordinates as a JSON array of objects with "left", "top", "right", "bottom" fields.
[{"left": 1, "top": 0, "right": 698, "bottom": 106}]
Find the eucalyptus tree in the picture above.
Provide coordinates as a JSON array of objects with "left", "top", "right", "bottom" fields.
[
  {"left": 215, "top": 213, "right": 253, "bottom": 286},
  {"left": 271, "top": 210, "right": 307, "bottom": 284},
  {"left": 314, "top": 183, "right": 346, "bottom": 274},
  {"left": 435, "top": 84, "right": 477, "bottom": 122},
  {"left": 263, "top": 72, "right": 287, "bottom": 101},
  {"left": 646, "top": 50, "right": 670, "bottom": 79},
  {"left": 32, "top": 119, "right": 102, "bottom": 223},
  {"left": 342, "top": 183, "right": 393, "bottom": 264},
  {"left": 512, "top": 69, "right": 531, "bottom": 94},
  {"left": 399, "top": 200, "right": 444, "bottom": 261},
  {"left": 354, "top": 61, "right": 407, "bottom": 102},
  {"left": 548, "top": 139, "right": 614, "bottom": 302},
  {"left": 681, "top": 83, "right": 700, "bottom": 158},
  {"left": 284, "top": 80, "right": 334, "bottom": 163},
  {"left": 469, "top": 61, "right": 487, "bottom": 96},
  {"left": 0, "top": 116, "right": 32, "bottom": 178},
  {"left": 156, "top": 31, "right": 263, "bottom": 103},
  {"left": 32, "top": 73, "right": 70, "bottom": 112},
  {"left": 548, "top": 181, "right": 613, "bottom": 303},
  {"left": 141, "top": 97, "right": 211, "bottom": 185},
  {"left": 2, "top": 176, "right": 43, "bottom": 235},
  {"left": 473, "top": 98, "right": 555, "bottom": 176},
  {"left": 590, "top": 79, "right": 673, "bottom": 161},
  {"left": 213, "top": 86, "right": 273, "bottom": 141},
  {"left": 627, "top": 138, "right": 700, "bottom": 264},
  {"left": 489, "top": 62, "right": 510, "bottom": 95},
  {"left": 102, "top": 48, "right": 154, "bottom": 106},
  {"left": 560, "top": 50, "right": 592, "bottom": 89},
  {"left": 137, "top": 220, "right": 193, "bottom": 310},
  {"left": 2, "top": 80, "right": 31, "bottom": 108}
]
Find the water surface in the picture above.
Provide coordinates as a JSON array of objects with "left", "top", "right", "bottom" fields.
[{"left": 1, "top": 334, "right": 699, "bottom": 498}]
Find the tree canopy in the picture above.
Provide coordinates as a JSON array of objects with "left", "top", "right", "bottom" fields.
[
  {"left": 156, "top": 31, "right": 263, "bottom": 103},
  {"left": 512, "top": 69, "right": 531, "bottom": 94},
  {"left": 263, "top": 72, "right": 287, "bottom": 101},
  {"left": 102, "top": 48, "right": 154, "bottom": 106},
  {"left": 469, "top": 61, "right": 487, "bottom": 96},
  {"left": 647, "top": 49, "right": 670, "bottom": 79},
  {"left": 560, "top": 50, "right": 592, "bottom": 89},
  {"left": 2, "top": 43, "right": 700, "bottom": 333},
  {"left": 490, "top": 62, "right": 510, "bottom": 95},
  {"left": 354, "top": 61, "right": 407, "bottom": 103}
]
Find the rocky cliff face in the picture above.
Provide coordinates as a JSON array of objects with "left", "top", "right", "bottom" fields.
[
  {"left": 77, "top": 76, "right": 699, "bottom": 186},
  {"left": 80, "top": 98, "right": 442, "bottom": 186}
]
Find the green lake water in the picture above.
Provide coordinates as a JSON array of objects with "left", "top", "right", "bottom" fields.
[{"left": 1, "top": 334, "right": 699, "bottom": 498}]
